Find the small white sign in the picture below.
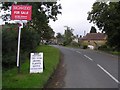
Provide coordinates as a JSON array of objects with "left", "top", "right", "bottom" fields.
[{"left": 30, "top": 53, "right": 43, "bottom": 73}]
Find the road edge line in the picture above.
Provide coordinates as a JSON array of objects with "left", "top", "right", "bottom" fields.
[{"left": 97, "top": 64, "right": 120, "bottom": 84}]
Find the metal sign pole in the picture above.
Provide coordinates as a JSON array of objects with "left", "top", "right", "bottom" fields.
[{"left": 17, "top": 23, "right": 22, "bottom": 73}]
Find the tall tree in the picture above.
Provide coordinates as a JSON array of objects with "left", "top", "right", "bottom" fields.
[
  {"left": 63, "top": 26, "right": 74, "bottom": 45},
  {"left": 56, "top": 33, "right": 64, "bottom": 44},
  {"left": 1, "top": 2, "right": 62, "bottom": 69},
  {"left": 90, "top": 26, "right": 97, "bottom": 33},
  {"left": 1, "top": 2, "right": 62, "bottom": 41},
  {"left": 87, "top": 2, "right": 120, "bottom": 50}
]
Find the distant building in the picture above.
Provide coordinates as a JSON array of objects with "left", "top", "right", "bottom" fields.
[
  {"left": 72, "top": 37, "right": 79, "bottom": 43},
  {"left": 80, "top": 33, "right": 107, "bottom": 48}
]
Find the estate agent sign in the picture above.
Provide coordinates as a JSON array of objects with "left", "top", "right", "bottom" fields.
[{"left": 11, "top": 5, "right": 32, "bottom": 20}]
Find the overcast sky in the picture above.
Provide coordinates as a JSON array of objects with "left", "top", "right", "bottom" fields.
[
  {"left": 49, "top": 0, "right": 96, "bottom": 36},
  {"left": 0, "top": 0, "right": 97, "bottom": 36}
]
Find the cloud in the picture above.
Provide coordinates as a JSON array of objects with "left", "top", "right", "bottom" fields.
[{"left": 49, "top": 0, "right": 96, "bottom": 36}]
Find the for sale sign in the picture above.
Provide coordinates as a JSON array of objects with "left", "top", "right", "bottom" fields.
[
  {"left": 30, "top": 53, "right": 43, "bottom": 73},
  {"left": 11, "top": 5, "right": 32, "bottom": 20}
]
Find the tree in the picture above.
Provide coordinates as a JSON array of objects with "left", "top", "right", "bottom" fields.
[
  {"left": 41, "top": 25, "right": 55, "bottom": 41},
  {"left": 63, "top": 26, "right": 74, "bottom": 45},
  {"left": 1, "top": 2, "right": 62, "bottom": 41},
  {"left": 87, "top": 2, "right": 120, "bottom": 50},
  {"left": 1, "top": 2, "right": 62, "bottom": 69},
  {"left": 56, "top": 33, "right": 64, "bottom": 44},
  {"left": 90, "top": 26, "right": 97, "bottom": 33},
  {"left": 1, "top": 2, "right": 62, "bottom": 21}
]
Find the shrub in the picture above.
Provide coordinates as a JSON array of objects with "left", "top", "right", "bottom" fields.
[
  {"left": 70, "top": 41, "right": 80, "bottom": 47},
  {"left": 21, "top": 28, "right": 40, "bottom": 52},
  {"left": 98, "top": 44, "right": 113, "bottom": 51},
  {"left": 2, "top": 24, "right": 40, "bottom": 70},
  {"left": 83, "top": 45, "right": 88, "bottom": 49}
]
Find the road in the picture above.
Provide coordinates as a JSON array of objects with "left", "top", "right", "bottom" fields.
[{"left": 53, "top": 45, "right": 119, "bottom": 88}]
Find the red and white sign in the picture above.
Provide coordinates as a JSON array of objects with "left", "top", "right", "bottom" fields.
[{"left": 11, "top": 5, "right": 32, "bottom": 20}]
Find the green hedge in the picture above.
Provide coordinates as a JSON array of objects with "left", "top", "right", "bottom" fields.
[{"left": 2, "top": 24, "right": 40, "bottom": 70}]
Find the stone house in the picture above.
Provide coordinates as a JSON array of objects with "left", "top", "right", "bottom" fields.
[{"left": 80, "top": 33, "right": 107, "bottom": 48}]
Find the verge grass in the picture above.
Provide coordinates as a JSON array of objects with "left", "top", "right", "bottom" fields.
[{"left": 2, "top": 45, "right": 60, "bottom": 88}]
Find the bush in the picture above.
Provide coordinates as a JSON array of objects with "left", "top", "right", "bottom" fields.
[
  {"left": 2, "top": 24, "right": 40, "bottom": 70},
  {"left": 63, "top": 41, "right": 68, "bottom": 46},
  {"left": 2, "top": 25, "right": 18, "bottom": 69},
  {"left": 83, "top": 45, "right": 88, "bottom": 49},
  {"left": 98, "top": 44, "right": 113, "bottom": 51},
  {"left": 70, "top": 41, "right": 80, "bottom": 47},
  {"left": 21, "top": 28, "right": 40, "bottom": 52}
]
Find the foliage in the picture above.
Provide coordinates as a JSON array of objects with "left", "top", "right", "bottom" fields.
[
  {"left": 56, "top": 33, "right": 64, "bottom": 44},
  {"left": 56, "top": 26, "right": 75, "bottom": 46},
  {"left": 98, "top": 44, "right": 113, "bottom": 51},
  {"left": 2, "top": 24, "right": 18, "bottom": 69},
  {"left": 41, "top": 25, "right": 55, "bottom": 40},
  {"left": 70, "top": 41, "right": 80, "bottom": 47},
  {"left": 1, "top": 2, "right": 62, "bottom": 41},
  {"left": 21, "top": 27, "right": 40, "bottom": 52},
  {"left": 1, "top": 2, "right": 62, "bottom": 22},
  {"left": 90, "top": 26, "right": 97, "bottom": 33},
  {"left": 98, "top": 44, "right": 120, "bottom": 55},
  {"left": 82, "top": 45, "right": 88, "bottom": 49},
  {"left": 87, "top": 2, "right": 120, "bottom": 50},
  {"left": 2, "top": 24, "right": 40, "bottom": 69},
  {"left": 2, "top": 1, "right": 62, "bottom": 70},
  {"left": 63, "top": 26, "right": 74, "bottom": 46}
]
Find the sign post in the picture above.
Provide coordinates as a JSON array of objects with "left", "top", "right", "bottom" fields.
[
  {"left": 11, "top": 5, "right": 32, "bottom": 73},
  {"left": 17, "top": 22, "right": 23, "bottom": 73}
]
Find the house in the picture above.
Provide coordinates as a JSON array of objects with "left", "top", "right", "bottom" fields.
[
  {"left": 80, "top": 33, "right": 107, "bottom": 49},
  {"left": 72, "top": 37, "right": 79, "bottom": 43}
]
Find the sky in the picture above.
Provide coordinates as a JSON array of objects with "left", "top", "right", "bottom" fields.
[
  {"left": 0, "top": 0, "right": 97, "bottom": 36},
  {"left": 49, "top": 0, "right": 97, "bottom": 36}
]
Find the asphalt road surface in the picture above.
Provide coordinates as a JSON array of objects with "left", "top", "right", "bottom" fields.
[{"left": 53, "top": 45, "right": 120, "bottom": 88}]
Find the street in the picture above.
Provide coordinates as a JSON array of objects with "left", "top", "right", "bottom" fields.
[{"left": 53, "top": 45, "right": 119, "bottom": 88}]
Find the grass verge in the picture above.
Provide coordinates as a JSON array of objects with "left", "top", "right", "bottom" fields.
[
  {"left": 2, "top": 45, "right": 60, "bottom": 88},
  {"left": 110, "top": 51, "right": 120, "bottom": 55}
]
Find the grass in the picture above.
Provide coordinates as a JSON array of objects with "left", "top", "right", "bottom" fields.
[
  {"left": 110, "top": 51, "right": 120, "bottom": 55},
  {"left": 2, "top": 45, "right": 60, "bottom": 88}
]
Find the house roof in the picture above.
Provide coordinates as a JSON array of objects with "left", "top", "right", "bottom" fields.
[{"left": 81, "top": 33, "right": 107, "bottom": 40}]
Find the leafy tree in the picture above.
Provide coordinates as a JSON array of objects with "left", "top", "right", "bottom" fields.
[
  {"left": 41, "top": 25, "right": 55, "bottom": 41},
  {"left": 1, "top": 2, "right": 62, "bottom": 69},
  {"left": 1, "top": 2, "right": 62, "bottom": 41},
  {"left": 56, "top": 33, "right": 64, "bottom": 44},
  {"left": 90, "top": 26, "right": 97, "bottom": 33},
  {"left": 87, "top": 2, "right": 120, "bottom": 50},
  {"left": 1, "top": 2, "right": 62, "bottom": 21},
  {"left": 63, "top": 26, "right": 74, "bottom": 45}
]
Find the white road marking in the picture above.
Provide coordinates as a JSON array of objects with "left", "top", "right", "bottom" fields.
[
  {"left": 76, "top": 51, "right": 81, "bottom": 54},
  {"left": 97, "top": 64, "right": 120, "bottom": 84},
  {"left": 84, "top": 55, "right": 93, "bottom": 61}
]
